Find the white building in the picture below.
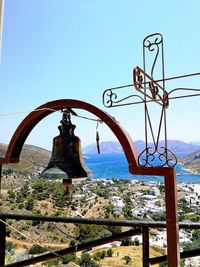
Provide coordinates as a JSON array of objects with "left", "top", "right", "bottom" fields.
[
  {"left": 113, "top": 200, "right": 125, "bottom": 213},
  {"left": 150, "top": 187, "right": 161, "bottom": 196},
  {"left": 73, "top": 194, "right": 85, "bottom": 201},
  {"left": 109, "top": 196, "right": 122, "bottom": 203}
]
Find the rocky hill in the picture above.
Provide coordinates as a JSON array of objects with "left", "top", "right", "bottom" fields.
[
  {"left": 179, "top": 149, "right": 200, "bottom": 174},
  {"left": 0, "top": 143, "right": 51, "bottom": 172}
]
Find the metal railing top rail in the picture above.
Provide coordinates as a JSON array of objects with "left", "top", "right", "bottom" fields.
[{"left": 1, "top": 212, "right": 200, "bottom": 229}]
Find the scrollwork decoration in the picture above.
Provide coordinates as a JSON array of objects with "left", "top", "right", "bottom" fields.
[
  {"left": 102, "top": 86, "right": 145, "bottom": 108},
  {"left": 138, "top": 146, "right": 177, "bottom": 167},
  {"left": 143, "top": 33, "right": 163, "bottom": 80},
  {"left": 102, "top": 89, "right": 118, "bottom": 107}
]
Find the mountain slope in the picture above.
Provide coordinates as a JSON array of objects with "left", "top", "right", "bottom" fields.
[
  {"left": 0, "top": 143, "right": 51, "bottom": 171},
  {"left": 179, "top": 149, "right": 200, "bottom": 174}
]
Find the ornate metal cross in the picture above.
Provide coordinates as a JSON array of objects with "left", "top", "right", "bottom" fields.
[{"left": 103, "top": 32, "right": 200, "bottom": 168}]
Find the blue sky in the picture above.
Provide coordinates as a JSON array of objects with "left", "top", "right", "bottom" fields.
[{"left": 1, "top": 0, "right": 200, "bottom": 149}]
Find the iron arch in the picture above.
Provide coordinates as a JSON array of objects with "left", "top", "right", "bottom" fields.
[{"left": 0, "top": 99, "right": 138, "bottom": 172}]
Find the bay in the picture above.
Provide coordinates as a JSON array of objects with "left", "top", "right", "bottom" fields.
[{"left": 85, "top": 153, "right": 200, "bottom": 183}]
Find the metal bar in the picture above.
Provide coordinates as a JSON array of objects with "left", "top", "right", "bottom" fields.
[
  {"left": 1, "top": 212, "right": 200, "bottom": 229},
  {"left": 0, "top": 213, "right": 165, "bottom": 227},
  {"left": 0, "top": 215, "right": 6, "bottom": 267},
  {"left": 0, "top": 164, "right": 2, "bottom": 195},
  {"left": 132, "top": 167, "right": 180, "bottom": 266},
  {"left": 142, "top": 227, "right": 149, "bottom": 267},
  {"left": 149, "top": 248, "right": 200, "bottom": 265},
  {"left": 5, "top": 228, "right": 141, "bottom": 267},
  {"left": 103, "top": 71, "right": 200, "bottom": 92},
  {"left": 164, "top": 167, "right": 180, "bottom": 266},
  {"left": 152, "top": 71, "right": 200, "bottom": 83}
]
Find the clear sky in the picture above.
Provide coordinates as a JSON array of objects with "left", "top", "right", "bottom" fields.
[{"left": 1, "top": 0, "right": 200, "bottom": 150}]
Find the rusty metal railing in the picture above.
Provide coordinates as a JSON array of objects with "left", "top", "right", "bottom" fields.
[{"left": 0, "top": 213, "right": 200, "bottom": 267}]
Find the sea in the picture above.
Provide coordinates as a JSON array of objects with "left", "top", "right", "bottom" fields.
[{"left": 85, "top": 153, "right": 200, "bottom": 184}]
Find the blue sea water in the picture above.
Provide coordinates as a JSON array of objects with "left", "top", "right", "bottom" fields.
[{"left": 85, "top": 153, "right": 200, "bottom": 183}]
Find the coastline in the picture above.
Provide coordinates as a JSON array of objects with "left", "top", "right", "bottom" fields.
[{"left": 87, "top": 154, "right": 200, "bottom": 183}]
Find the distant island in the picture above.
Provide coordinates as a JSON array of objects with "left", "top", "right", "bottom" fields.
[{"left": 83, "top": 140, "right": 200, "bottom": 155}]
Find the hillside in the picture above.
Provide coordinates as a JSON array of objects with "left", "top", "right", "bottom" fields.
[
  {"left": 180, "top": 149, "right": 200, "bottom": 174},
  {"left": 0, "top": 143, "right": 51, "bottom": 172}
]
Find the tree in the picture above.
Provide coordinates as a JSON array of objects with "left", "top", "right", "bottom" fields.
[
  {"left": 62, "top": 254, "right": 77, "bottom": 264},
  {"left": 123, "top": 255, "right": 131, "bottom": 265},
  {"left": 15, "top": 192, "right": 25, "bottom": 204},
  {"left": 77, "top": 224, "right": 107, "bottom": 243},
  {"left": 6, "top": 241, "right": 16, "bottom": 252},
  {"left": 99, "top": 229, "right": 112, "bottom": 238},
  {"left": 21, "top": 182, "right": 30, "bottom": 198},
  {"left": 151, "top": 212, "right": 166, "bottom": 221},
  {"left": 133, "top": 237, "right": 139, "bottom": 246},
  {"left": 123, "top": 204, "right": 133, "bottom": 219},
  {"left": 121, "top": 237, "right": 133, "bottom": 246},
  {"left": 192, "top": 229, "right": 200, "bottom": 240},
  {"left": 28, "top": 244, "right": 46, "bottom": 254},
  {"left": 7, "top": 190, "right": 15, "bottom": 202},
  {"left": 25, "top": 197, "right": 34, "bottom": 210},
  {"left": 107, "top": 248, "right": 113, "bottom": 257},
  {"left": 108, "top": 224, "right": 122, "bottom": 235},
  {"left": 69, "top": 239, "right": 76, "bottom": 247},
  {"left": 184, "top": 229, "right": 200, "bottom": 251},
  {"left": 79, "top": 252, "right": 100, "bottom": 267},
  {"left": 104, "top": 203, "right": 114, "bottom": 214},
  {"left": 93, "top": 251, "right": 106, "bottom": 261},
  {"left": 44, "top": 258, "right": 60, "bottom": 266}
]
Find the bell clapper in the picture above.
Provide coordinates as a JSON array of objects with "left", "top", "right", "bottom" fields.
[{"left": 62, "top": 178, "right": 72, "bottom": 194}]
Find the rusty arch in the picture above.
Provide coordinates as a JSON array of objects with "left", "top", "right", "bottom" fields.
[{"left": 0, "top": 99, "right": 138, "bottom": 172}]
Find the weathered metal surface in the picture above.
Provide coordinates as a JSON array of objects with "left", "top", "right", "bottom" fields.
[
  {"left": 164, "top": 167, "right": 180, "bottom": 266},
  {"left": 41, "top": 110, "right": 92, "bottom": 181},
  {"left": 2, "top": 212, "right": 200, "bottom": 228},
  {"left": 142, "top": 227, "right": 150, "bottom": 267},
  {"left": 0, "top": 164, "right": 2, "bottom": 196}
]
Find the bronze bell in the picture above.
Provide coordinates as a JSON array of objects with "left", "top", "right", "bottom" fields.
[{"left": 41, "top": 110, "right": 92, "bottom": 191}]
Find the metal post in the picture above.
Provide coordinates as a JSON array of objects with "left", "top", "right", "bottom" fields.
[
  {"left": 142, "top": 226, "right": 149, "bottom": 267},
  {"left": 0, "top": 216, "right": 6, "bottom": 267},
  {"left": 133, "top": 166, "right": 180, "bottom": 266},
  {"left": 0, "top": 164, "right": 2, "bottom": 196},
  {"left": 164, "top": 167, "right": 180, "bottom": 266}
]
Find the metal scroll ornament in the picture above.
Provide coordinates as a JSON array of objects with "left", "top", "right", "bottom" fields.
[
  {"left": 138, "top": 146, "right": 177, "bottom": 167},
  {"left": 143, "top": 33, "right": 163, "bottom": 80},
  {"left": 102, "top": 86, "right": 144, "bottom": 108}
]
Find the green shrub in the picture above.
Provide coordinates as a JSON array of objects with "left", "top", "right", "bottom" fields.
[
  {"left": 6, "top": 241, "right": 16, "bottom": 252},
  {"left": 28, "top": 244, "right": 46, "bottom": 254}
]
